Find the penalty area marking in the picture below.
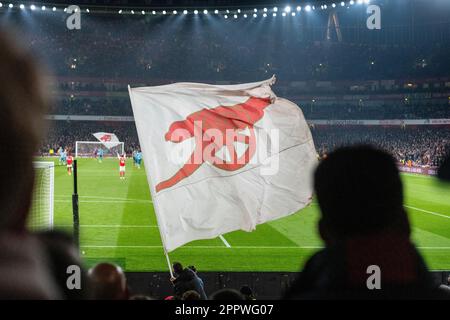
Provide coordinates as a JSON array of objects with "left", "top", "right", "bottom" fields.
[
  {"left": 405, "top": 205, "right": 450, "bottom": 219},
  {"left": 79, "top": 245, "right": 450, "bottom": 250},
  {"left": 57, "top": 224, "right": 159, "bottom": 228},
  {"left": 219, "top": 235, "right": 231, "bottom": 248}
]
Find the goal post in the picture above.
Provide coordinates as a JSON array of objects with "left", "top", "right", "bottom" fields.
[
  {"left": 28, "top": 161, "right": 55, "bottom": 231},
  {"left": 75, "top": 141, "right": 125, "bottom": 158}
]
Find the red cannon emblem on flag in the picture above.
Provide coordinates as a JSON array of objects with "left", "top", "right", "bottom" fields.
[
  {"left": 100, "top": 134, "right": 112, "bottom": 142},
  {"left": 155, "top": 96, "right": 272, "bottom": 192}
]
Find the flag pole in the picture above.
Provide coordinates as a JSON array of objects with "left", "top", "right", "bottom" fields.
[{"left": 128, "top": 85, "right": 174, "bottom": 278}]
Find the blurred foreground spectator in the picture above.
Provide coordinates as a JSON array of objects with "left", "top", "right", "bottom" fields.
[
  {"left": 0, "top": 31, "right": 61, "bottom": 299},
  {"left": 285, "top": 145, "right": 450, "bottom": 299}
]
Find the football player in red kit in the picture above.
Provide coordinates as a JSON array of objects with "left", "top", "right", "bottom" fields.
[
  {"left": 67, "top": 154, "right": 74, "bottom": 176},
  {"left": 118, "top": 153, "right": 126, "bottom": 180}
]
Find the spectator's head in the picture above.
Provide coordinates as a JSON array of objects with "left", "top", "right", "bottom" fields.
[
  {"left": 188, "top": 265, "right": 197, "bottom": 273},
  {"left": 37, "top": 230, "right": 88, "bottom": 300},
  {"left": 314, "top": 145, "right": 410, "bottom": 244},
  {"left": 210, "top": 288, "right": 244, "bottom": 300},
  {"left": 88, "top": 263, "right": 128, "bottom": 300},
  {"left": 129, "top": 294, "right": 153, "bottom": 300},
  {"left": 0, "top": 32, "right": 49, "bottom": 231},
  {"left": 181, "top": 290, "right": 201, "bottom": 300},
  {"left": 240, "top": 285, "right": 255, "bottom": 300},
  {"left": 173, "top": 262, "right": 183, "bottom": 276}
]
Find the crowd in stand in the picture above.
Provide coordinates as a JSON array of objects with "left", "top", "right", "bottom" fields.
[
  {"left": 3, "top": 11, "right": 448, "bottom": 82},
  {"left": 40, "top": 122, "right": 450, "bottom": 168}
]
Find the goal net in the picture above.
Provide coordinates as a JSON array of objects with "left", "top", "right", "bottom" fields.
[
  {"left": 28, "top": 161, "right": 54, "bottom": 231},
  {"left": 75, "top": 141, "right": 125, "bottom": 158}
]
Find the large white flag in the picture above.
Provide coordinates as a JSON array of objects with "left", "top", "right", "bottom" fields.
[
  {"left": 92, "top": 132, "right": 121, "bottom": 149},
  {"left": 128, "top": 77, "right": 318, "bottom": 252}
]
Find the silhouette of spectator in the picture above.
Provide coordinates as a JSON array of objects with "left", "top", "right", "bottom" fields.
[
  {"left": 181, "top": 290, "right": 202, "bottom": 300},
  {"left": 37, "top": 230, "right": 89, "bottom": 300},
  {"left": 0, "top": 31, "right": 61, "bottom": 299},
  {"left": 88, "top": 263, "right": 128, "bottom": 300},
  {"left": 171, "top": 262, "right": 207, "bottom": 300},
  {"left": 240, "top": 285, "right": 256, "bottom": 300},
  {"left": 285, "top": 145, "right": 450, "bottom": 299},
  {"left": 210, "top": 288, "right": 244, "bottom": 300}
]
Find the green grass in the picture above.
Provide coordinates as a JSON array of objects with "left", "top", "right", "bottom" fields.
[{"left": 38, "top": 158, "right": 450, "bottom": 272}]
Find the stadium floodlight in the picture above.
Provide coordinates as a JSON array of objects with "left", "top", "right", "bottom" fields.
[
  {"left": 364, "top": 0, "right": 370, "bottom": 3},
  {"left": 131, "top": 10, "right": 135, "bottom": 14},
  {"left": 237, "top": 9, "right": 241, "bottom": 13},
  {"left": 254, "top": 8, "right": 257, "bottom": 12},
  {"left": 0, "top": 3, "right": 2, "bottom": 8},
  {"left": 253, "top": 13, "right": 257, "bottom": 18},
  {"left": 332, "top": 3, "right": 336, "bottom": 8},
  {"left": 282, "top": 12, "right": 286, "bottom": 17},
  {"left": 142, "top": 10, "right": 146, "bottom": 15},
  {"left": 118, "top": 9, "right": 122, "bottom": 14},
  {"left": 297, "top": 6, "right": 302, "bottom": 11},
  {"left": 320, "top": 5, "right": 324, "bottom": 10},
  {"left": 305, "top": 5, "right": 311, "bottom": 12},
  {"left": 273, "top": 7, "right": 278, "bottom": 12},
  {"left": 20, "top": 4, "right": 24, "bottom": 10},
  {"left": 152, "top": 10, "right": 156, "bottom": 14},
  {"left": 162, "top": 10, "right": 166, "bottom": 14},
  {"left": 86, "top": 8, "right": 90, "bottom": 13},
  {"left": 263, "top": 8, "right": 267, "bottom": 12},
  {"left": 224, "top": 14, "right": 228, "bottom": 19},
  {"left": 52, "top": 6, "right": 56, "bottom": 11},
  {"left": 263, "top": 13, "right": 267, "bottom": 17},
  {"left": 194, "top": 9, "right": 198, "bottom": 14},
  {"left": 214, "top": 9, "right": 218, "bottom": 14},
  {"left": 30, "top": 4, "right": 35, "bottom": 10},
  {"left": 233, "top": 14, "right": 237, "bottom": 19},
  {"left": 324, "top": 4, "right": 328, "bottom": 9},
  {"left": 172, "top": 10, "right": 177, "bottom": 14},
  {"left": 350, "top": 0, "right": 355, "bottom": 4},
  {"left": 341, "top": 1, "right": 345, "bottom": 6},
  {"left": 284, "top": 6, "right": 291, "bottom": 13},
  {"left": 243, "top": 13, "right": 247, "bottom": 18},
  {"left": 273, "top": 13, "right": 276, "bottom": 17},
  {"left": 312, "top": 5, "right": 316, "bottom": 10},
  {"left": 357, "top": 0, "right": 363, "bottom": 4},
  {"left": 226, "top": 9, "right": 230, "bottom": 13},
  {"left": 203, "top": 9, "right": 208, "bottom": 14},
  {"left": 291, "top": 12, "right": 296, "bottom": 16},
  {"left": 8, "top": 3, "right": 13, "bottom": 9},
  {"left": 183, "top": 9, "right": 188, "bottom": 14}
]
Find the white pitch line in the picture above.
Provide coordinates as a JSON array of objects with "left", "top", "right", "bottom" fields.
[
  {"left": 54, "top": 195, "right": 152, "bottom": 203},
  {"left": 79, "top": 245, "right": 450, "bottom": 250},
  {"left": 405, "top": 205, "right": 450, "bottom": 219},
  {"left": 54, "top": 200, "right": 151, "bottom": 204},
  {"left": 219, "top": 235, "right": 231, "bottom": 248},
  {"left": 57, "top": 225, "right": 159, "bottom": 228}
]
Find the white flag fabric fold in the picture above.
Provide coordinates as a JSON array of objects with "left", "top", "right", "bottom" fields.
[
  {"left": 128, "top": 77, "right": 318, "bottom": 252},
  {"left": 92, "top": 132, "right": 121, "bottom": 148}
]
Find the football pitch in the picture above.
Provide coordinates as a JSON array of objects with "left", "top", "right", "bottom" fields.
[{"left": 41, "top": 157, "right": 450, "bottom": 272}]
